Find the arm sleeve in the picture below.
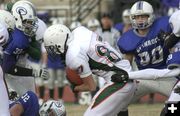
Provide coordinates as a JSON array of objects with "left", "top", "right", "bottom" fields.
[
  {"left": 2, "top": 53, "right": 33, "bottom": 76},
  {"left": 70, "top": 58, "right": 92, "bottom": 78},
  {"left": 128, "top": 68, "right": 180, "bottom": 80}
]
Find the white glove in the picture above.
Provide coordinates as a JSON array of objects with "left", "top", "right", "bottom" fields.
[{"left": 33, "top": 68, "right": 49, "bottom": 80}]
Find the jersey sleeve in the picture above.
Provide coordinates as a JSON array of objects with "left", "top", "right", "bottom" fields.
[{"left": 67, "top": 57, "right": 92, "bottom": 78}]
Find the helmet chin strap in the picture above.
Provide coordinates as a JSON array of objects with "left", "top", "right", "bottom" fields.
[
  {"left": 64, "top": 34, "right": 69, "bottom": 53},
  {"left": 18, "top": 10, "right": 24, "bottom": 22},
  {"left": 55, "top": 34, "right": 69, "bottom": 65}
]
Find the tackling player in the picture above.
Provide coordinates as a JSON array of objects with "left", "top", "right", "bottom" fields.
[
  {"left": 164, "top": 10, "right": 180, "bottom": 101},
  {"left": 117, "top": 0, "right": 177, "bottom": 100},
  {"left": 1, "top": 1, "right": 48, "bottom": 95}
]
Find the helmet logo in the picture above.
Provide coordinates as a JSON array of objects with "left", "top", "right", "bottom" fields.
[
  {"left": 16, "top": 7, "right": 27, "bottom": 15},
  {"left": 54, "top": 101, "right": 62, "bottom": 108}
]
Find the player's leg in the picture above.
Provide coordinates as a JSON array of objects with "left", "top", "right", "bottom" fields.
[
  {"left": 84, "top": 81, "right": 136, "bottom": 116},
  {"left": 47, "top": 68, "right": 55, "bottom": 99},
  {"left": 57, "top": 69, "right": 66, "bottom": 99},
  {"left": 0, "top": 68, "right": 10, "bottom": 116}
]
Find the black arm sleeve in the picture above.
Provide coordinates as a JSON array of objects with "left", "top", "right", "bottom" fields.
[
  {"left": 7, "top": 65, "right": 34, "bottom": 76},
  {"left": 165, "top": 33, "right": 180, "bottom": 49},
  {"left": 2, "top": 53, "right": 34, "bottom": 76}
]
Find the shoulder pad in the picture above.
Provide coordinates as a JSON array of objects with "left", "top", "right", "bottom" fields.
[{"left": 118, "top": 29, "right": 140, "bottom": 53}]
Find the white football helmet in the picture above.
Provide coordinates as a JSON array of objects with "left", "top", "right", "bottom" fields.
[
  {"left": 169, "top": 10, "right": 180, "bottom": 37},
  {"left": 39, "top": 100, "right": 66, "bottom": 116},
  {"left": 11, "top": 0, "right": 38, "bottom": 36},
  {"left": 122, "top": 9, "right": 131, "bottom": 24},
  {"left": 87, "top": 19, "right": 100, "bottom": 31},
  {"left": 70, "top": 21, "right": 81, "bottom": 30},
  {"left": 0, "top": 10, "right": 15, "bottom": 31},
  {"left": 43, "top": 24, "right": 71, "bottom": 60},
  {"left": 0, "top": 23, "right": 9, "bottom": 46},
  {"left": 130, "top": 1, "right": 155, "bottom": 29}
]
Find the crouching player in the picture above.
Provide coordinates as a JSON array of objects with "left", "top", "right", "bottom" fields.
[{"left": 9, "top": 91, "right": 39, "bottom": 116}]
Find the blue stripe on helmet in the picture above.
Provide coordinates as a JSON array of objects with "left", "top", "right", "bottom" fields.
[{"left": 137, "top": 1, "right": 143, "bottom": 10}]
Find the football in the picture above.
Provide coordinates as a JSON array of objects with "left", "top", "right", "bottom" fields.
[{"left": 66, "top": 67, "right": 83, "bottom": 85}]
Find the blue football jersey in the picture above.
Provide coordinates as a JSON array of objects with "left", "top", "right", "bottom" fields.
[
  {"left": 114, "top": 23, "right": 124, "bottom": 33},
  {"left": 4, "top": 28, "right": 30, "bottom": 55},
  {"left": 118, "top": 16, "right": 171, "bottom": 69},
  {"left": 2, "top": 28, "right": 30, "bottom": 72},
  {"left": 10, "top": 91, "right": 39, "bottom": 116},
  {"left": 166, "top": 51, "right": 180, "bottom": 67}
]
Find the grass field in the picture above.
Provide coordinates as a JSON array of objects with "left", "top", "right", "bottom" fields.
[{"left": 65, "top": 103, "right": 164, "bottom": 116}]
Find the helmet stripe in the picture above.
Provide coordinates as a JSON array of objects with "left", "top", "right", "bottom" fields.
[{"left": 137, "top": 1, "right": 143, "bottom": 10}]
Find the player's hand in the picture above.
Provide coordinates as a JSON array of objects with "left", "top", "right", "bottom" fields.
[
  {"left": 157, "top": 30, "right": 170, "bottom": 41},
  {"left": 164, "top": 33, "right": 180, "bottom": 49},
  {"left": 111, "top": 71, "right": 129, "bottom": 83},
  {"left": 70, "top": 84, "right": 79, "bottom": 93},
  {"left": 33, "top": 68, "right": 49, "bottom": 80}
]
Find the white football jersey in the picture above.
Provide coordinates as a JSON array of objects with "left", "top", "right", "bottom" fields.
[
  {"left": 169, "top": 10, "right": 180, "bottom": 37},
  {"left": 66, "top": 26, "right": 131, "bottom": 82},
  {"left": 169, "top": 10, "right": 180, "bottom": 51}
]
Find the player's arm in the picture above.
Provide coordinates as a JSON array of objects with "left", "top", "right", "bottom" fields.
[
  {"left": 2, "top": 53, "right": 34, "bottom": 76},
  {"left": 74, "top": 74, "right": 96, "bottom": 92},
  {"left": 68, "top": 58, "right": 96, "bottom": 92},
  {"left": 10, "top": 103, "right": 24, "bottom": 116},
  {"left": 40, "top": 43, "right": 48, "bottom": 68},
  {"left": 128, "top": 68, "right": 180, "bottom": 80},
  {"left": 2, "top": 53, "right": 48, "bottom": 79},
  {"left": 164, "top": 33, "right": 180, "bottom": 49}
]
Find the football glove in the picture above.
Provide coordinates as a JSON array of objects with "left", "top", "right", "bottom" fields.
[
  {"left": 33, "top": 68, "right": 49, "bottom": 80},
  {"left": 111, "top": 71, "right": 129, "bottom": 83}
]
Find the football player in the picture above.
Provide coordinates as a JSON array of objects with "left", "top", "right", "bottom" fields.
[
  {"left": 118, "top": 1, "right": 177, "bottom": 102},
  {"left": 25, "top": 18, "right": 48, "bottom": 99},
  {"left": 1, "top": 1, "right": 48, "bottom": 95},
  {"left": 10, "top": 91, "right": 39, "bottom": 116},
  {"left": 114, "top": 9, "right": 132, "bottom": 34},
  {"left": 164, "top": 10, "right": 180, "bottom": 101},
  {"left": 87, "top": 18, "right": 100, "bottom": 32},
  {"left": 9, "top": 90, "right": 65, "bottom": 116}
]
